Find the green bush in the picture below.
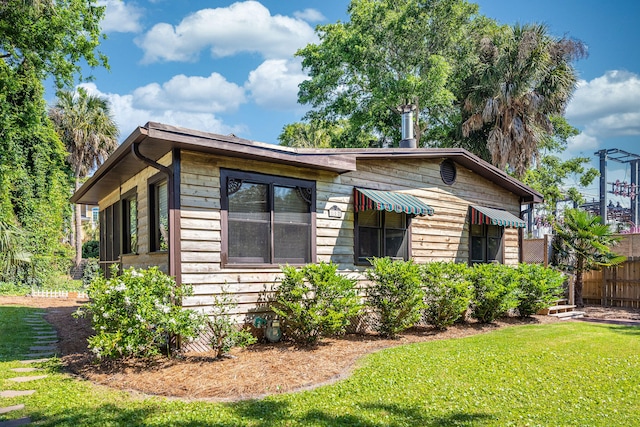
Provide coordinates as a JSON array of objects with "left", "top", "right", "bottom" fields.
[
  {"left": 470, "top": 263, "right": 519, "bottom": 323},
  {"left": 365, "top": 257, "right": 424, "bottom": 338},
  {"left": 82, "top": 240, "right": 99, "bottom": 258},
  {"left": 0, "top": 281, "right": 31, "bottom": 296},
  {"left": 421, "top": 262, "right": 473, "bottom": 329},
  {"left": 514, "top": 264, "right": 565, "bottom": 317},
  {"left": 82, "top": 258, "right": 101, "bottom": 288},
  {"left": 273, "top": 262, "right": 362, "bottom": 345},
  {"left": 75, "top": 266, "right": 205, "bottom": 359},
  {"left": 207, "top": 288, "right": 257, "bottom": 358}
]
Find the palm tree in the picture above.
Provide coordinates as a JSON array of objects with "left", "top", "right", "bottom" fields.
[
  {"left": 49, "top": 88, "right": 119, "bottom": 266},
  {"left": 0, "top": 220, "right": 31, "bottom": 281},
  {"left": 552, "top": 209, "right": 626, "bottom": 307},
  {"left": 461, "top": 23, "right": 587, "bottom": 177}
]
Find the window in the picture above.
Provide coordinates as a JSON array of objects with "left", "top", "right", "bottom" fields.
[
  {"left": 356, "top": 210, "right": 409, "bottom": 264},
  {"left": 221, "top": 169, "right": 315, "bottom": 266},
  {"left": 99, "top": 202, "right": 121, "bottom": 277},
  {"left": 150, "top": 179, "right": 168, "bottom": 252},
  {"left": 91, "top": 207, "right": 99, "bottom": 225},
  {"left": 121, "top": 190, "right": 137, "bottom": 254},
  {"left": 470, "top": 224, "right": 503, "bottom": 264}
]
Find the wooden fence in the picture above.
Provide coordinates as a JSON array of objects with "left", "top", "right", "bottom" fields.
[{"left": 583, "top": 257, "right": 640, "bottom": 308}]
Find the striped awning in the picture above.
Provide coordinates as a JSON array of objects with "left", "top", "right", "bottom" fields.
[
  {"left": 354, "top": 188, "right": 434, "bottom": 216},
  {"left": 470, "top": 205, "right": 525, "bottom": 228}
]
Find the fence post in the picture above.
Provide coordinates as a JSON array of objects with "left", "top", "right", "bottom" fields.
[
  {"left": 601, "top": 267, "right": 608, "bottom": 307},
  {"left": 543, "top": 234, "right": 549, "bottom": 267},
  {"left": 568, "top": 275, "right": 575, "bottom": 306}
]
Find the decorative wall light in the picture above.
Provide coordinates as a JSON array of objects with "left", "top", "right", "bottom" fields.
[{"left": 328, "top": 205, "right": 342, "bottom": 218}]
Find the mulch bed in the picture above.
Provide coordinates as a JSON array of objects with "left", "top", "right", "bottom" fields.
[{"left": 2, "top": 295, "right": 639, "bottom": 401}]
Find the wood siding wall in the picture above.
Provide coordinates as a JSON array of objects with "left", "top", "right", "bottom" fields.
[
  {"left": 176, "top": 151, "right": 522, "bottom": 317},
  {"left": 99, "top": 152, "right": 173, "bottom": 273}
]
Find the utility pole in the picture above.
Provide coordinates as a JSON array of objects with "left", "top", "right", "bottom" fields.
[{"left": 598, "top": 149, "right": 607, "bottom": 225}]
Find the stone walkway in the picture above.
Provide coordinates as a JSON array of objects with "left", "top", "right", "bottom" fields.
[{"left": 0, "top": 311, "right": 57, "bottom": 427}]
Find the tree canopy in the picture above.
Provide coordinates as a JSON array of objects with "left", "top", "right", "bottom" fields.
[
  {"left": 0, "top": 0, "right": 108, "bottom": 284},
  {"left": 460, "top": 23, "right": 587, "bottom": 177},
  {"left": 49, "top": 87, "right": 119, "bottom": 265},
  {"left": 0, "top": 0, "right": 107, "bottom": 88},
  {"left": 296, "top": 0, "right": 483, "bottom": 147}
]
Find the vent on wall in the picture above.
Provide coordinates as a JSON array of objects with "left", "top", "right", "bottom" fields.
[{"left": 440, "top": 159, "right": 457, "bottom": 185}]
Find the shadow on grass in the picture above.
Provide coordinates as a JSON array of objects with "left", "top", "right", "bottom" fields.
[
  {"left": 0, "top": 306, "right": 48, "bottom": 362},
  {"left": 607, "top": 325, "right": 640, "bottom": 336},
  {"left": 26, "top": 399, "right": 495, "bottom": 427},
  {"left": 301, "top": 403, "right": 494, "bottom": 427}
]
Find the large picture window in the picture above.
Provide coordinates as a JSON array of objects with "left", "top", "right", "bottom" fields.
[
  {"left": 221, "top": 170, "right": 315, "bottom": 266},
  {"left": 470, "top": 224, "right": 503, "bottom": 264},
  {"left": 150, "top": 179, "right": 168, "bottom": 252},
  {"left": 356, "top": 210, "right": 409, "bottom": 264}
]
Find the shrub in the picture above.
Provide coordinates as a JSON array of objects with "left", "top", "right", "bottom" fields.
[
  {"left": 470, "top": 263, "right": 519, "bottom": 323},
  {"left": 365, "top": 257, "right": 423, "bottom": 338},
  {"left": 207, "top": 288, "right": 257, "bottom": 358},
  {"left": 421, "top": 262, "right": 473, "bottom": 329},
  {"left": 273, "top": 262, "right": 362, "bottom": 345},
  {"left": 75, "top": 266, "right": 205, "bottom": 359},
  {"left": 0, "top": 281, "right": 31, "bottom": 296},
  {"left": 82, "top": 258, "right": 101, "bottom": 288},
  {"left": 514, "top": 264, "right": 565, "bottom": 317},
  {"left": 82, "top": 240, "right": 99, "bottom": 258}
]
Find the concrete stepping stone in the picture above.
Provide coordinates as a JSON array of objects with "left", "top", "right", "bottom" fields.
[
  {"left": 19, "top": 359, "right": 50, "bottom": 364},
  {"left": 33, "top": 333, "right": 56, "bottom": 338},
  {"left": 0, "top": 404, "right": 24, "bottom": 414},
  {"left": 28, "top": 346, "right": 56, "bottom": 352},
  {"left": 0, "top": 390, "right": 35, "bottom": 398},
  {"left": 0, "top": 417, "right": 32, "bottom": 427},
  {"left": 33, "top": 341, "right": 57, "bottom": 346},
  {"left": 20, "top": 353, "right": 54, "bottom": 359},
  {"left": 7, "top": 375, "right": 47, "bottom": 383},
  {"left": 9, "top": 368, "right": 40, "bottom": 373}
]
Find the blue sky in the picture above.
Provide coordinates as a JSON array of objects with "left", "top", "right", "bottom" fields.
[{"left": 67, "top": 0, "right": 640, "bottom": 203}]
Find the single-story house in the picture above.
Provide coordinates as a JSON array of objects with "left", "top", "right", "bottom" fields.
[{"left": 71, "top": 122, "right": 542, "bottom": 318}]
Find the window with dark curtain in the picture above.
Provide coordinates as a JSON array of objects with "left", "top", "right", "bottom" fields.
[
  {"left": 356, "top": 210, "right": 408, "bottom": 264},
  {"left": 222, "top": 170, "right": 315, "bottom": 266},
  {"left": 470, "top": 224, "right": 503, "bottom": 264}
]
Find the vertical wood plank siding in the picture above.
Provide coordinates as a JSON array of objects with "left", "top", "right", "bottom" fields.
[{"left": 174, "top": 151, "right": 521, "bottom": 316}]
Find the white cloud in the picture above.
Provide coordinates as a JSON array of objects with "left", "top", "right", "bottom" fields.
[
  {"left": 136, "top": 1, "right": 317, "bottom": 63},
  {"left": 564, "top": 70, "right": 640, "bottom": 154},
  {"left": 294, "top": 8, "right": 325, "bottom": 22},
  {"left": 99, "top": 0, "right": 143, "bottom": 33},
  {"left": 246, "top": 59, "right": 307, "bottom": 110},
  {"left": 79, "top": 82, "right": 246, "bottom": 139},
  {"left": 567, "top": 132, "right": 599, "bottom": 153},
  {"left": 566, "top": 70, "right": 640, "bottom": 137},
  {"left": 132, "top": 73, "right": 246, "bottom": 113}
]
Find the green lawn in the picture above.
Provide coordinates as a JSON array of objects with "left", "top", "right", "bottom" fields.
[{"left": 2, "top": 306, "right": 639, "bottom": 426}]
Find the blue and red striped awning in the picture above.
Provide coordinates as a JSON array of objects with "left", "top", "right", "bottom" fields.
[
  {"left": 354, "top": 188, "right": 434, "bottom": 216},
  {"left": 470, "top": 205, "right": 525, "bottom": 228}
]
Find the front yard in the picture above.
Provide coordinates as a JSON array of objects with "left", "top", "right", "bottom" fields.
[{"left": 1, "top": 299, "right": 639, "bottom": 426}]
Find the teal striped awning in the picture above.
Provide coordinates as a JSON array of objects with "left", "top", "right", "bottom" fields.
[
  {"left": 354, "top": 188, "right": 434, "bottom": 216},
  {"left": 470, "top": 205, "right": 525, "bottom": 228}
]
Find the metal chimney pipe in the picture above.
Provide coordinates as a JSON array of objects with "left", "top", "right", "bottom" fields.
[{"left": 398, "top": 104, "right": 417, "bottom": 148}]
